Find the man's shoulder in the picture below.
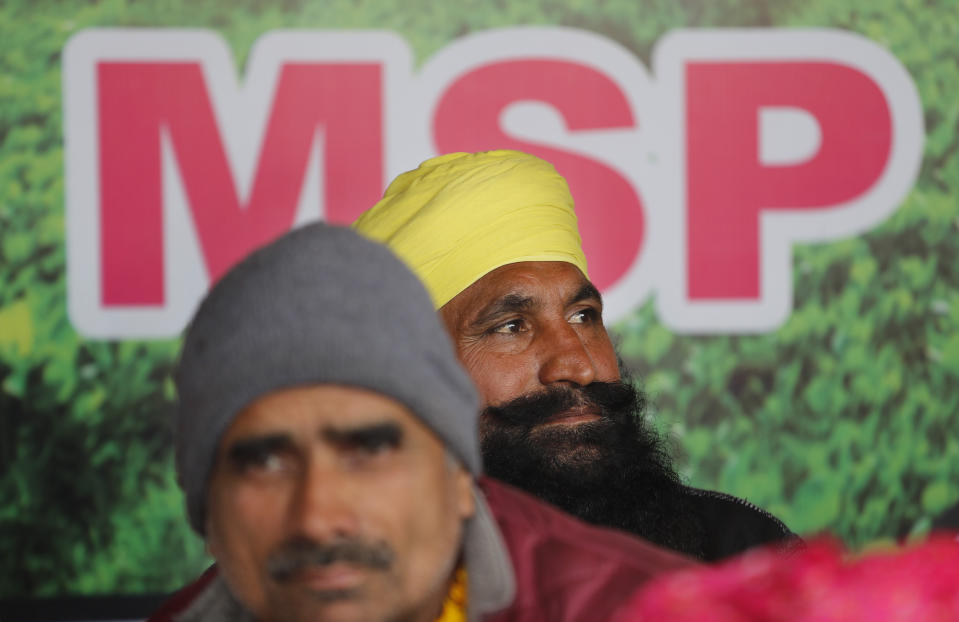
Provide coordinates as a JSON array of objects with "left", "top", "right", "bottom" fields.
[
  {"left": 482, "top": 476, "right": 691, "bottom": 565},
  {"left": 480, "top": 477, "right": 695, "bottom": 621},
  {"left": 681, "top": 486, "right": 800, "bottom": 561}
]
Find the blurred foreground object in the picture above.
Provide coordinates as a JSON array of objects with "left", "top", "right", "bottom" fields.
[{"left": 615, "top": 536, "right": 959, "bottom": 621}]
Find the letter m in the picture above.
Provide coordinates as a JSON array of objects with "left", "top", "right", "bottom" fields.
[{"left": 63, "top": 29, "right": 409, "bottom": 338}]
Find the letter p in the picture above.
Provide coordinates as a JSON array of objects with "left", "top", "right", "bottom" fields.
[{"left": 654, "top": 30, "right": 923, "bottom": 332}]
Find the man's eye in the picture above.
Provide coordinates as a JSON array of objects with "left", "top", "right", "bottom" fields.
[
  {"left": 343, "top": 437, "right": 400, "bottom": 469},
  {"left": 357, "top": 437, "right": 398, "bottom": 455},
  {"left": 491, "top": 319, "right": 527, "bottom": 334},
  {"left": 231, "top": 448, "right": 293, "bottom": 476},
  {"left": 569, "top": 308, "right": 599, "bottom": 324},
  {"left": 346, "top": 426, "right": 403, "bottom": 458},
  {"left": 254, "top": 453, "right": 288, "bottom": 473}
]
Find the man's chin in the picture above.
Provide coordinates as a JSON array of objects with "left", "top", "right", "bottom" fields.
[
  {"left": 546, "top": 444, "right": 606, "bottom": 469},
  {"left": 529, "top": 422, "right": 602, "bottom": 460},
  {"left": 522, "top": 430, "right": 610, "bottom": 476},
  {"left": 263, "top": 583, "right": 381, "bottom": 622}
]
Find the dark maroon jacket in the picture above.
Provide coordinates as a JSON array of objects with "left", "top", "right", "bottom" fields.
[
  {"left": 480, "top": 478, "right": 695, "bottom": 621},
  {"left": 148, "top": 477, "right": 696, "bottom": 622}
]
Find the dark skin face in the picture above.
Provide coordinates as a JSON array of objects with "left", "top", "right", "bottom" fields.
[
  {"left": 205, "top": 385, "right": 475, "bottom": 622},
  {"left": 440, "top": 261, "right": 621, "bottom": 429},
  {"left": 441, "top": 263, "right": 707, "bottom": 558}
]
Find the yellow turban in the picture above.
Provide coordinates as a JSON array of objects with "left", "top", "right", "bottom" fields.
[{"left": 352, "top": 150, "right": 588, "bottom": 309}]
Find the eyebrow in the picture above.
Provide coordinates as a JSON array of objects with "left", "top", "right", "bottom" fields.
[
  {"left": 568, "top": 282, "right": 603, "bottom": 308},
  {"left": 226, "top": 433, "right": 293, "bottom": 465},
  {"left": 322, "top": 421, "right": 404, "bottom": 448},
  {"left": 471, "top": 293, "right": 536, "bottom": 327}
]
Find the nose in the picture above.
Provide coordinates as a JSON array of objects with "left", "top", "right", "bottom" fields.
[
  {"left": 536, "top": 321, "right": 598, "bottom": 388},
  {"left": 287, "top": 459, "right": 359, "bottom": 541}
]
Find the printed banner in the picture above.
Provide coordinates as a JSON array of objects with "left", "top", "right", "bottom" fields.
[{"left": 62, "top": 27, "right": 923, "bottom": 335}]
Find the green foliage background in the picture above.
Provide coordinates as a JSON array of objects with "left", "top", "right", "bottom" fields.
[{"left": 1, "top": 0, "right": 957, "bottom": 598}]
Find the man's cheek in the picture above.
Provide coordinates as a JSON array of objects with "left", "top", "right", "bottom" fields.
[
  {"left": 463, "top": 355, "right": 512, "bottom": 406},
  {"left": 471, "top": 376, "right": 501, "bottom": 409},
  {"left": 591, "top": 335, "right": 621, "bottom": 381},
  {"left": 453, "top": 342, "right": 489, "bottom": 379}
]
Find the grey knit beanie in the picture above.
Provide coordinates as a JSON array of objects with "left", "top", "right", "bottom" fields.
[{"left": 175, "top": 222, "right": 485, "bottom": 530}]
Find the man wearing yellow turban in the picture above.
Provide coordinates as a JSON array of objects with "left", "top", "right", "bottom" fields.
[{"left": 355, "top": 150, "right": 797, "bottom": 562}]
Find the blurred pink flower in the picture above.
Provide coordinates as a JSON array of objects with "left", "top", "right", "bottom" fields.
[{"left": 614, "top": 535, "right": 959, "bottom": 622}]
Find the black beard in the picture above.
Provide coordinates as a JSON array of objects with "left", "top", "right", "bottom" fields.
[{"left": 480, "top": 380, "right": 705, "bottom": 558}]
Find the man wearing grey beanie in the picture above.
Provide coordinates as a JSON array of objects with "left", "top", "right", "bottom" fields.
[{"left": 149, "top": 223, "right": 693, "bottom": 622}]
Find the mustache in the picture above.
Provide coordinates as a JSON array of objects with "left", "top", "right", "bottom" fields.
[
  {"left": 482, "top": 381, "right": 639, "bottom": 428},
  {"left": 266, "top": 537, "right": 395, "bottom": 582}
]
